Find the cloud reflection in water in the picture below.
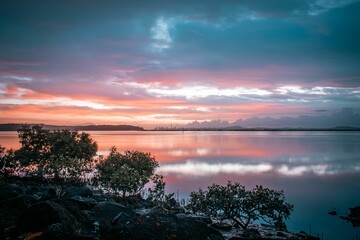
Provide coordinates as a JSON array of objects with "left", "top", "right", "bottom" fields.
[
  {"left": 159, "top": 160, "right": 273, "bottom": 176},
  {"left": 159, "top": 161, "right": 360, "bottom": 177}
]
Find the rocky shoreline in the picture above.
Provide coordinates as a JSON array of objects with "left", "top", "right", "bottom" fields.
[{"left": 0, "top": 181, "right": 323, "bottom": 240}]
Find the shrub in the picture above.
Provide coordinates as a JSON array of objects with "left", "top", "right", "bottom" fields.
[
  {"left": 188, "top": 181, "right": 293, "bottom": 230},
  {"left": 96, "top": 147, "right": 158, "bottom": 198},
  {"left": 44, "top": 129, "right": 98, "bottom": 180},
  {"left": 7, "top": 124, "right": 98, "bottom": 182}
]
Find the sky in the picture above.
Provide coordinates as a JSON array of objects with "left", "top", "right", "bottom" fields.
[{"left": 0, "top": 0, "right": 360, "bottom": 128}]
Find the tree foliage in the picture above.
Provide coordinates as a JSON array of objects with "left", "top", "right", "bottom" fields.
[
  {"left": 147, "top": 174, "right": 175, "bottom": 205},
  {"left": 188, "top": 181, "right": 293, "bottom": 230},
  {"left": 4, "top": 124, "right": 98, "bottom": 181},
  {"left": 0, "top": 145, "right": 17, "bottom": 180},
  {"left": 96, "top": 147, "right": 158, "bottom": 198}
]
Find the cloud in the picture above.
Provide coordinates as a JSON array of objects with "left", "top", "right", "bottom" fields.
[
  {"left": 151, "top": 17, "right": 173, "bottom": 51},
  {"left": 0, "top": 97, "right": 116, "bottom": 110},
  {"left": 117, "top": 82, "right": 359, "bottom": 103},
  {"left": 277, "top": 164, "right": 328, "bottom": 176},
  {"left": 118, "top": 81, "right": 271, "bottom": 99},
  {"left": 0, "top": 83, "right": 6, "bottom": 95},
  {"left": 2, "top": 75, "right": 33, "bottom": 81},
  {"left": 0, "top": 0, "right": 359, "bottom": 126},
  {"left": 148, "top": 85, "right": 271, "bottom": 99},
  {"left": 308, "top": 0, "right": 360, "bottom": 15}
]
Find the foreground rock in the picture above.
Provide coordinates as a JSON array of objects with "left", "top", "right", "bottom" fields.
[
  {"left": 93, "top": 202, "right": 136, "bottom": 223},
  {"left": 61, "top": 186, "right": 93, "bottom": 199},
  {"left": 0, "top": 182, "right": 322, "bottom": 240},
  {"left": 110, "top": 207, "right": 224, "bottom": 240},
  {"left": 219, "top": 223, "right": 320, "bottom": 240},
  {"left": 17, "top": 200, "right": 93, "bottom": 235},
  {"left": 0, "top": 184, "right": 24, "bottom": 201}
]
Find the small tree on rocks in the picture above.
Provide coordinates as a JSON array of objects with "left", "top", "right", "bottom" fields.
[
  {"left": 188, "top": 181, "right": 293, "bottom": 230},
  {"left": 7, "top": 124, "right": 98, "bottom": 182},
  {"left": 96, "top": 147, "right": 158, "bottom": 199}
]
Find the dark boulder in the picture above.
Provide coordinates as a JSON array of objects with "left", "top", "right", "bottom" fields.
[
  {"left": 242, "top": 228, "right": 262, "bottom": 239},
  {"left": 198, "top": 216, "right": 213, "bottom": 224},
  {"left": 91, "top": 201, "right": 136, "bottom": 239},
  {"left": 41, "top": 223, "right": 95, "bottom": 240},
  {"left": 0, "top": 184, "right": 23, "bottom": 201},
  {"left": 0, "top": 195, "right": 37, "bottom": 210},
  {"left": 53, "top": 199, "right": 94, "bottom": 234},
  {"left": 112, "top": 211, "right": 136, "bottom": 226},
  {"left": 41, "top": 223, "right": 69, "bottom": 240},
  {"left": 110, "top": 211, "right": 211, "bottom": 240},
  {"left": 70, "top": 196, "right": 98, "bottom": 210},
  {"left": 123, "top": 194, "right": 154, "bottom": 209},
  {"left": 296, "top": 231, "right": 320, "bottom": 240},
  {"left": 92, "top": 202, "right": 136, "bottom": 223},
  {"left": 17, "top": 201, "right": 84, "bottom": 234},
  {"left": 26, "top": 186, "right": 57, "bottom": 201},
  {"left": 230, "top": 228, "right": 263, "bottom": 240},
  {"left": 38, "top": 188, "right": 57, "bottom": 201},
  {"left": 208, "top": 226, "right": 225, "bottom": 240},
  {"left": 176, "top": 213, "right": 212, "bottom": 224},
  {"left": 0, "top": 207, "right": 21, "bottom": 239},
  {"left": 288, "top": 236, "right": 302, "bottom": 240},
  {"left": 24, "top": 186, "right": 40, "bottom": 195},
  {"left": 92, "top": 192, "right": 113, "bottom": 202},
  {"left": 209, "top": 234, "right": 225, "bottom": 240},
  {"left": 211, "top": 222, "right": 232, "bottom": 231},
  {"left": 61, "top": 187, "right": 93, "bottom": 199}
]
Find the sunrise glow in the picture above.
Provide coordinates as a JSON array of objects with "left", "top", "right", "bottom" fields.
[{"left": 1, "top": 1, "right": 360, "bottom": 128}]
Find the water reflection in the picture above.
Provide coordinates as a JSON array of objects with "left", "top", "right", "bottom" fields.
[
  {"left": 1, "top": 130, "right": 360, "bottom": 178},
  {"left": 75, "top": 131, "right": 360, "bottom": 239},
  {"left": 1, "top": 130, "right": 360, "bottom": 239},
  {"left": 159, "top": 161, "right": 273, "bottom": 176},
  {"left": 2, "top": 130, "right": 360, "bottom": 178},
  {"left": 158, "top": 161, "right": 360, "bottom": 177}
]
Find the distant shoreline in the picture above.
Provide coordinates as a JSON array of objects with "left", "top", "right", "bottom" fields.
[
  {"left": 1, "top": 123, "right": 359, "bottom": 132},
  {"left": 151, "top": 127, "right": 360, "bottom": 131},
  {"left": 0, "top": 124, "right": 144, "bottom": 131}
]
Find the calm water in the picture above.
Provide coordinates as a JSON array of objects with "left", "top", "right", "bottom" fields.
[{"left": 1, "top": 131, "right": 360, "bottom": 239}]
